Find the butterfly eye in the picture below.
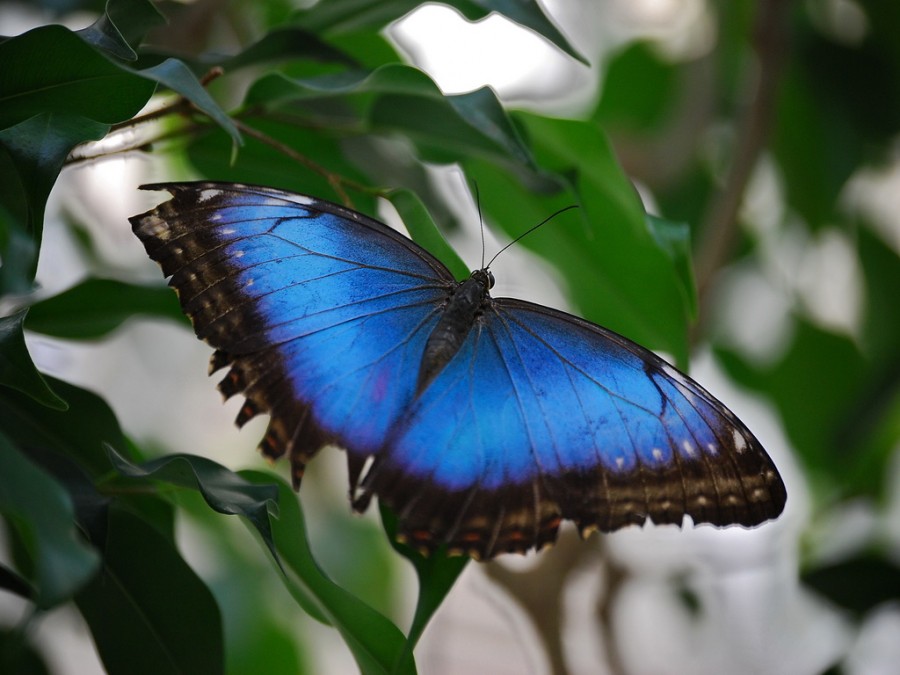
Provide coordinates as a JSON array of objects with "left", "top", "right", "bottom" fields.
[{"left": 486, "top": 270, "right": 495, "bottom": 289}]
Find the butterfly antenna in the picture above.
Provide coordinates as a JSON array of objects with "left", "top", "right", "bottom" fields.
[
  {"left": 485, "top": 205, "right": 579, "bottom": 269},
  {"left": 474, "top": 182, "right": 486, "bottom": 269}
]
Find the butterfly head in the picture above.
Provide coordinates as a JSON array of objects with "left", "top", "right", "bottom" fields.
[{"left": 472, "top": 268, "right": 495, "bottom": 290}]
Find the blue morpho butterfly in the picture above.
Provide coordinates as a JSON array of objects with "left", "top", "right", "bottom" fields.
[{"left": 131, "top": 182, "right": 786, "bottom": 560}]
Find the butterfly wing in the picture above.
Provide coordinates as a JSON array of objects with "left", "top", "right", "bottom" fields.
[
  {"left": 131, "top": 182, "right": 457, "bottom": 484},
  {"left": 358, "top": 297, "right": 787, "bottom": 559}
]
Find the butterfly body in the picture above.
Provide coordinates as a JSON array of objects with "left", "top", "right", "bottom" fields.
[{"left": 131, "top": 182, "right": 786, "bottom": 559}]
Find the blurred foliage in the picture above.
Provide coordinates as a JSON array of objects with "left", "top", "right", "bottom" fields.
[{"left": 1, "top": 0, "right": 900, "bottom": 673}]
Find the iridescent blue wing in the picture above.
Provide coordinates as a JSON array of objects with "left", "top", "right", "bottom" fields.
[
  {"left": 132, "top": 182, "right": 785, "bottom": 561},
  {"left": 131, "top": 182, "right": 456, "bottom": 484},
  {"left": 358, "top": 298, "right": 786, "bottom": 559}
]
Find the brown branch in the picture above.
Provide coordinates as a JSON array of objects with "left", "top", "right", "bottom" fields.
[
  {"left": 694, "top": 0, "right": 791, "bottom": 309},
  {"left": 485, "top": 530, "right": 593, "bottom": 675},
  {"left": 227, "top": 117, "right": 377, "bottom": 207}
]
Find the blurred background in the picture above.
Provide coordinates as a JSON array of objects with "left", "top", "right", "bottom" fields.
[{"left": 3, "top": 0, "right": 900, "bottom": 674}]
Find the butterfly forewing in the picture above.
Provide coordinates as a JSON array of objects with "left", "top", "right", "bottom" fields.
[{"left": 131, "top": 181, "right": 786, "bottom": 560}]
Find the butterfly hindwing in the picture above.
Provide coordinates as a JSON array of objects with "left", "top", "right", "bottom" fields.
[
  {"left": 357, "top": 297, "right": 786, "bottom": 558},
  {"left": 132, "top": 182, "right": 786, "bottom": 560}
]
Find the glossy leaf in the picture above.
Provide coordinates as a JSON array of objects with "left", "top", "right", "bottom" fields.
[
  {"left": 379, "top": 504, "right": 467, "bottom": 658},
  {"left": 107, "top": 447, "right": 281, "bottom": 565},
  {"left": 465, "top": 114, "right": 692, "bottom": 366},
  {"left": 0, "top": 433, "right": 100, "bottom": 608},
  {"left": 77, "top": 0, "right": 165, "bottom": 60},
  {"left": 246, "top": 64, "right": 535, "bottom": 168},
  {"left": 240, "top": 471, "right": 413, "bottom": 675},
  {"left": 804, "top": 553, "right": 900, "bottom": 618},
  {"left": 0, "top": 375, "right": 125, "bottom": 479},
  {"left": 386, "top": 187, "right": 469, "bottom": 280},
  {"left": 135, "top": 59, "right": 241, "bottom": 145},
  {"left": 221, "top": 27, "right": 356, "bottom": 71},
  {"left": 0, "top": 25, "right": 155, "bottom": 131},
  {"left": 76, "top": 505, "right": 224, "bottom": 675},
  {"left": 294, "top": 0, "right": 585, "bottom": 64},
  {"left": 0, "top": 310, "right": 66, "bottom": 410},
  {"left": 25, "top": 278, "right": 185, "bottom": 339},
  {"left": 0, "top": 114, "right": 108, "bottom": 283}
]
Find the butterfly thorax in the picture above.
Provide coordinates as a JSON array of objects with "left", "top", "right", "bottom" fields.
[{"left": 416, "top": 269, "right": 494, "bottom": 394}]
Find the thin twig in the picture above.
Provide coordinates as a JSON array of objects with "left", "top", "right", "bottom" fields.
[
  {"left": 694, "top": 0, "right": 791, "bottom": 309},
  {"left": 228, "top": 117, "right": 377, "bottom": 207}
]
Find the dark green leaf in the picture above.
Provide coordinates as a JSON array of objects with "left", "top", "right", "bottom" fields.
[
  {"left": 25, "top": 278, "right": 184, "bottom": 339},
  {"left": 467, "top": 0, "right": 587, "bottom": 65},
  {"left": 716, "top": 320, "right": 869, "bottom": 478},
  {"left": 293, "top": 0, "right": 586, "bottom": 65},
  {"left": 135, "top": 59, "right": 241, "bottom": 145},
  {"left": 468, "top": 114, "right": 691, "bottom": 365},
  {"left": 76, "top": 505, "right": 224, "bottom": 675},
  {"left": 0, "top": 196, "right": 37, "bottom": 295},
  {"left": 240, "top": 471, "right": 413, "bottom": 675},
  {"left": 379, "top": 504, "right": 467, "bottom": 661},
  {"left": 0, "top": 310, "right": 66, "bottom": 410},
  {"left": 804, "top": 552, "right": 900, "bottom": 618},
  {"left": 247, "top": 65, "right": 534, "bottom": 169},
  {"left": 645, "top": 213, "right": 697, "bottom": 320},
  {"left": 107, "top": 447, "right": 281, "bottom": 566},
  {"left": 0, "top": 628, "right": 51, "bottom": 675},
  {"left": 595, "top": 41, "right": 677, "bottom": 131},
  {"left": 186, "top": 117, "right": 375, "bottom": 210},
  {"left": 0, "top": 25, "right": 155, "bottom": 130},
  {"left": 221, "top": 27, "right": 356, "bottom": 71},
  {"left": 0, "top": 433, "right": 100, "bottom": 608},
  {"left": 371, "top": 86, "right": 535, "bottom": 169},
  {"left": 244, "top": 63, "right": 446, "bottom": 105},
  {"left": 0, "top": 561, "right": 33, "bottom": 600},
  {"left": 77, "top": 0, "right": 165, "bottom": 60},
  {"left": 0, "top": 375, "right": 126, "bottom": 479},
  {"left": 386, "top": 188, "right": 469, "bottom": 279},
  {"left": 0, "top": 114, "right": 108, "bottom": 283}
]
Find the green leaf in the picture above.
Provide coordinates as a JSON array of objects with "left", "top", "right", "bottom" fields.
[
  {"left": 0, "top": 310, "right": 67, "bottom": 410},
  {"left": 135, "top": 59, "right": 241, "bottom": 146},
  {"left": 524, "top": 114, "right": 691, "bottom": 362},
  {"left": 0, "top": 375, "right": 126, "bottom": 479},
  {"left": 76, "top": 505, "right": 224, "bottom": 675},
  {"left": 716, "top": 320, "right": 869, "bottom": 479},
  {"left": 595, "top": 42, "right": 677, "bottom": 131},
  {"left": 0, "top": 627, "right": 51, "bottom": 674},
  {"left": 386, "top": 188, "right": 469, "bottom": 280},
  {"left": 371, "top": 86, "right": 535, "bottom": 169},
  {"left": 0, "top": 25, "right": 156, "bottom": 131},
  {"left": 0, "top": 114, "right": 108, "bottom": 283},
  {"left": 379, "top": 504, "right": 467, "bottom": 663},
  {"left": 246, "top": 64, "right": 534, "bottom": 169},
  {"left": 240, "top": 471, "right": 413, "bottom": 675},
  {"left": 644, "top": 213, "right": 697, "bottom": 320},
  {"left": 186, "top": 116, "right": 375, "bottom": 210},
  {"left": 0, "top": 434, "right": 100, "bottom": 608},
  {"left": 221, "top": 27, "right": 357, "bottom": 71},
  {"left": 803, "top": 552, "right": 900, "bottom": 618},
  {"left": 244, "top": 63, "right": 448, "bottom": 105},
  {"left": 107, "top": 447, "right": 281, "bottom": 566},
  {"left": 25, "top": 278, "right": 184, "bottom": 339},
  {"left": 467, "top": 114, "right": 692, "bottom": 365},
  {"left": 0, "top": 196, "right": 37, "bottom": 296},
  {"left": 293, "top": 0, "right": 586, "bottom": 65},
  {"left": 467, "top": 0, "right": 587, "bottom": 65},
  {"left": 77, "top": 0, "right": 166, "bottom": 60}
]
